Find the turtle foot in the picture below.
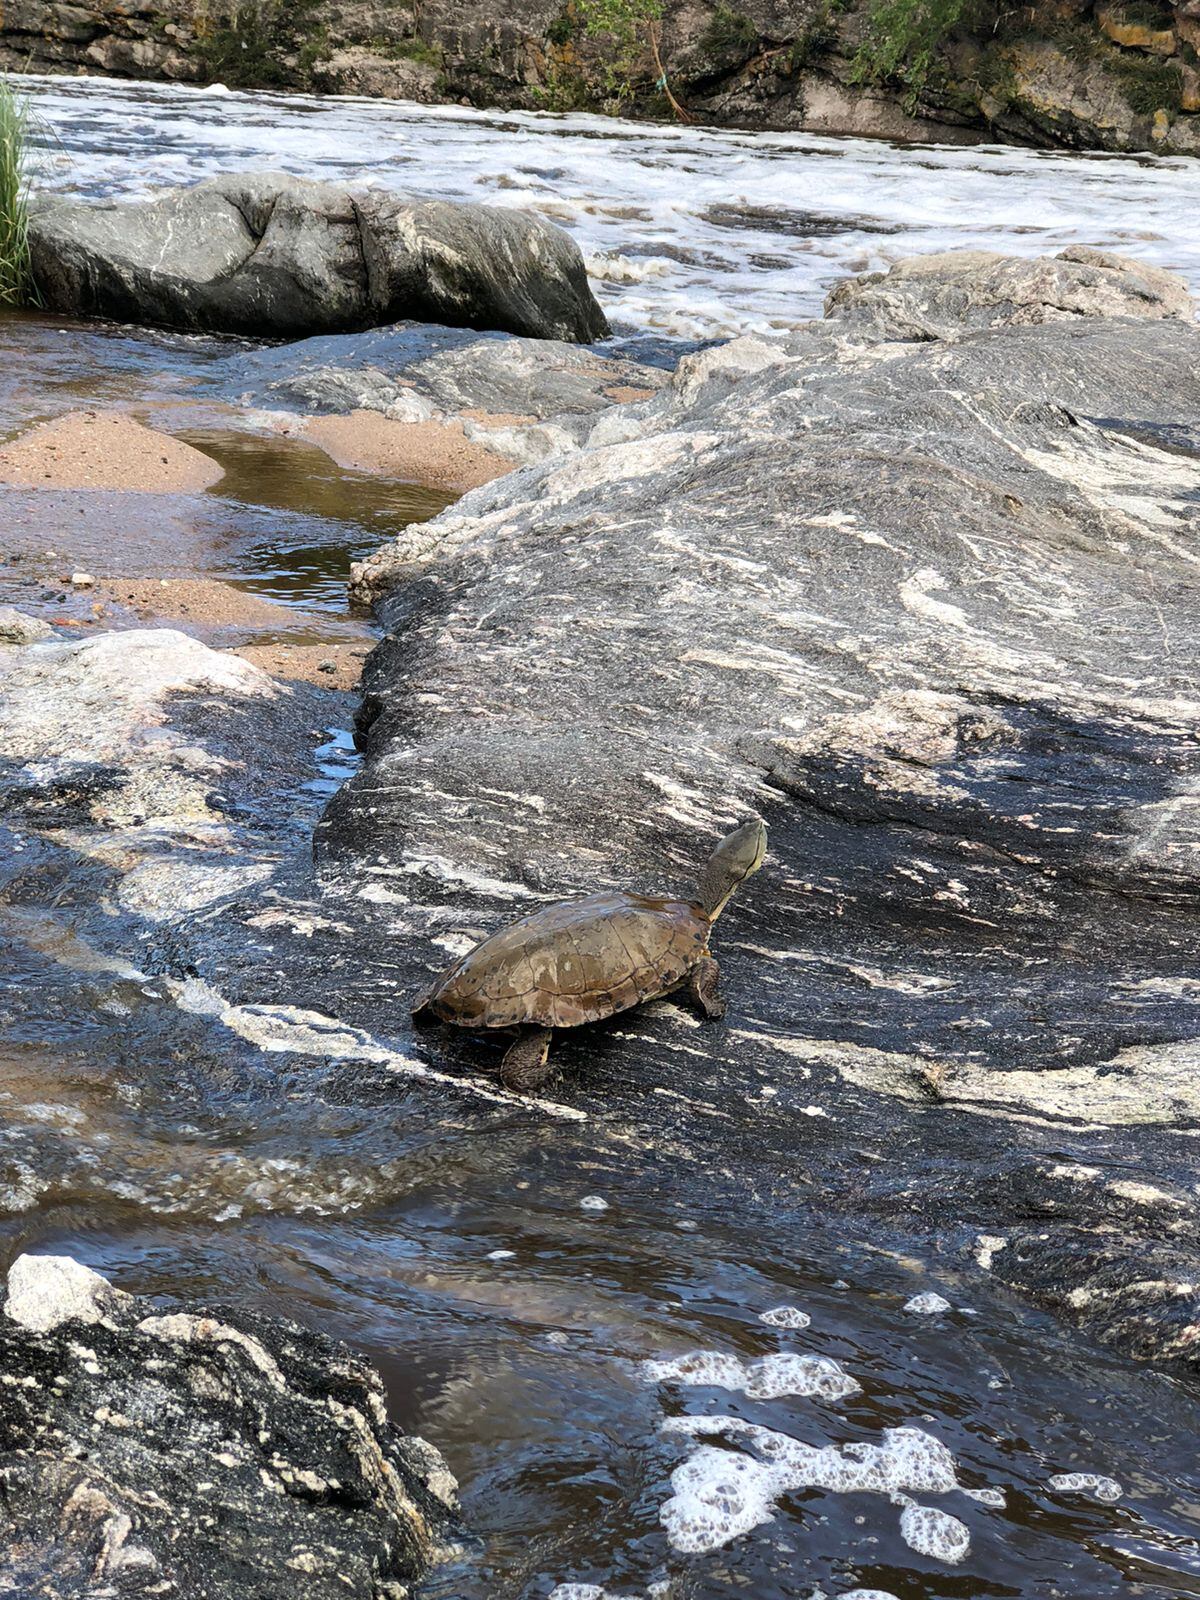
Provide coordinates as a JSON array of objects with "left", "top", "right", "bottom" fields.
[{"left": 500, "top": 1027, "right": 556, "bottom": 1092}]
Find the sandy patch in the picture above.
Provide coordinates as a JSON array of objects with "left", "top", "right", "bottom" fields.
[
  {"left": 99, "top": 578, "right": 303, "bottom": 632},
  {"left": 303, "top": 411, "right": 511, "bottom": 493},
  {"left": 459, "top": 408, "right": 537, "bottom": 428},
  {"left": 603, "top": 385, "right": 658, "bottom": 403},
  {"left": 233, "top": 640, "right": 370, "bottom": 691},
  {"left": 0, "top": 411, "right": 224, "bottom": 493}
]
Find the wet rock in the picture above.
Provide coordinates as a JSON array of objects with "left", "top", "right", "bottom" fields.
[
  {"left": 29, "top": 172, "right": 609, "bottom": 343},
  {"left": 0, "top": 603, "right": 52, "bottom": 644},
  {"left": 316, "top": 256, "right": 1200, "bottom": 1369},
  {"left": 231, "top": 321, "right": 668, "bottom": 468},
  {"left": 824, "top": 245, "right": 1196, "bottom": 340},
  {"left": 0, "top": 1252, "right": 461, "bottom": 1598}
]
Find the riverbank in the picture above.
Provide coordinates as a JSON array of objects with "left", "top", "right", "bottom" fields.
[{"left": 5, "top": 0, "right": 1200, "bottom": 157}]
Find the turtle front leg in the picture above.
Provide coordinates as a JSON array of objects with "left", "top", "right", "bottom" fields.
[
  {"left": 500, "top": 1027, "right": 556, "bottom": 1092},
  {"left": 686, "top": 956, "right": 725, "bottom": 1020}
]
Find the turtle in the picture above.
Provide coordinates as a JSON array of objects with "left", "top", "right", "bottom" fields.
[{"left": 411, "top": 819, "right": 767, "bottom": 1091}]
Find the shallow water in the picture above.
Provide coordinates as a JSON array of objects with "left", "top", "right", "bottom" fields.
[
  {"left": 4, "top": 78, "right": 1200, "bottom": 1600},
  {"left": 21, "top": 73, "right": 1200, "bottom": 338}
]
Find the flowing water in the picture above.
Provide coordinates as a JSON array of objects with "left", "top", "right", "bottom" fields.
[
  {"left": 21, "top": 72, "right": 1200, "bottom": 338},
  {"left": 4, "top": 74, "right": 1200, "bottom": 1600}
]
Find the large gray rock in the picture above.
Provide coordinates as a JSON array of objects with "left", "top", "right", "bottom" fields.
[
  {"left": 0, "top": 1252, "right": 461, "bottom": 1598},
  {"left": 328, "top": 263, "right": 1200, "bottom": 1369},
  {"left": 29, "top": 172, "right": 610, "bottom": 343},
  {"left": 825, "top": 244, "right": 1196, "bottom": 340}
]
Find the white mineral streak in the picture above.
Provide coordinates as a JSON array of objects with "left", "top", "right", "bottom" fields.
[{"left": 168, "top": 977, "right": 586, "bottom": 1121}]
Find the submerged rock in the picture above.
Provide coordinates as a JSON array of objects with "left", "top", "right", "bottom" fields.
[
  {"left": 824, "top": 245, "right": 1196, "bottom": 340},
  {"left": 231, "top": 321, "right": 668, "bottom": 471},
  {"left": 0, "top": 1252, "right": 461, "bottom": 1598},
  {"left": 29, "top": 172, "right": 609, "bottom": 343}
]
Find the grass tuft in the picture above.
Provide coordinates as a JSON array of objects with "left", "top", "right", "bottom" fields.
[{"left": 0, "top": 76, "right": 35, "bottom": 308}]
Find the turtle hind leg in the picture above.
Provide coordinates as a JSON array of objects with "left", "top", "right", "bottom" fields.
[
  {"left": 686, "top": 956, "right": 725, "bottom": 1020},
  {"left": 500, "top": 1027, "right": 556, "bottom": 1092}
]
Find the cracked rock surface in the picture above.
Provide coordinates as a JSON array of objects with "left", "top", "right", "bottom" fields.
[
  {"left": 29, "top": 172, "right": 610, "bottom": 343},
  {"left": 0, "top": 1252, "right": 462, "bottom": 1599}
]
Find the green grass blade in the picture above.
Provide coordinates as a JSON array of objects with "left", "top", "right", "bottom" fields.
[{"left": 0, "top": 76, "right": 35, "bottom": 308}]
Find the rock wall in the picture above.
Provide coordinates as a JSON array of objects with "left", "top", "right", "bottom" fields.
[{"left": 3, "top": 0, "right": 1200, "bottom": 156}]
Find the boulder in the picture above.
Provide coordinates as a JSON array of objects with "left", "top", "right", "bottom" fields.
[
  {"left": 824, "top": 245, "right": 1195, "bottom": 339},
  {"left": 0, "top": 603, "right": 52, "bottom": 644},
  {"left": 29, "top": 172, "right": 610, "bottom": 343},
  {"left": 325, "top": 255, "right": 1200, "bottom": 1368},
  {"left": 0, "top": 1252, "right": 461, "bottom": 1598}
]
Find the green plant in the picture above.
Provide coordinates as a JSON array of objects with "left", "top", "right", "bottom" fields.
[
  {"left": 576, "top": 0, "right": 663, "bottom": 97},
  {"left": 851, "top": 0, "right": 985, "bottom": 107},
  {"left": 789, "top": 1, "right": 840, "bottom": 70},
  {"left": 1108, "top": 50, "right": 1182, "bottom": 112},
  {"left": 193, "top": 0, "right": 328, "bottom": 89},
  {"left": 0, "top": 78, "right": 34, "bottom": 308},
  {"left": 702, "top": 5, "right": 759, "bottom": 55},
  {"left": 546, "top": 10, "right": 577, "bottom": 46}
]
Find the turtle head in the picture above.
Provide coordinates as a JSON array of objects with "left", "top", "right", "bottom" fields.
[{"left": 697, "top": 818, "right": 767, "bottom": 921}]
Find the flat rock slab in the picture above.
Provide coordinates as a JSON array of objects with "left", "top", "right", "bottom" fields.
[
  {"left": 232, "top": 320, "right": 669, "bottom": 467},
  {"left": 0, "top": 1252, "right": 461, "bottom": 1599},
  {"left": 30, "top": 172, "right": 610, "bottom": 344},
  {"left": 319, "top": 263, "right": 1200, "bottom": 1370},
  {"left": 825, "top": 244, "right": 1196, "bottom": 340}
]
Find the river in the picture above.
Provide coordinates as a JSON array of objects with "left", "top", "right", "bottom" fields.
[
  {"left": 22, "top": 72, "right": 1200, "bottom": 337},
  {"left": 3, "top": 72, "right": 1200, "bottom": 1600}
]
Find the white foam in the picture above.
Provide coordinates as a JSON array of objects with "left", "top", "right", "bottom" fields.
[
  {"left": 20, "top": 74, "right": 1200, "bottom": 339},
  {"left": 580, "top": 1195, "right": 610, "bottom": 1212},
  {"left": 642, "top": 1349, "right": 859, "bottom": 1401},
  {"left": 759, "top": 1305, "right": 811, "bottom": 1329},
  {"left": 898, "top": 1502, "right": 970, "bottom": 1563},
  {"left": 658, "top": 1417, "right": 975, "bottom": 1558},
  {"left": 904, "top": 1292, "right": 953, "bottom": 1314},
  {"left": 1049, "top": 1472, "right": 1123, "bottom": 1503}
]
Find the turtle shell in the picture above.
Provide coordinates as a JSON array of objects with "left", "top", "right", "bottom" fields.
[{"left": 423, "top": 890, "right": 710, "bottom": 1030}]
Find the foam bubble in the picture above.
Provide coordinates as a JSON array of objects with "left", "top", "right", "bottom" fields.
[
  {"left": 759, "top": 1305, "right": 811, "bottom": 1329},
  {"left": 580, "top": 1195, "right": 610, "bottom": 1212},
  {"left": 642, "top": 1349, "right": 858, "bottom": 1401},
  {"left": 661, "top": 1443, "right": 780, "bottom": 1553},
  {"left": 841, "top": 1591, "right": 902, "bottom": 1599},
  {"left": 904, "top": 1292, "right": 953, "bottom": 1314},
  {"left": 963, "top": 1485, "right": 1006, "bottom": 1508},
  {"left": 1049, "top": 1472, "right": 1123, "bottom": 1503},
  {"left": 658, "top": 1418, "right": 973, "bottom": 1559},
  {"left": 899, "top": 1502, "right": 971, "bottom": 1563}
]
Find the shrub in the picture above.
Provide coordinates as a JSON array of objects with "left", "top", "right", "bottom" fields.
[
  {"left": 702, "top": 6, "right": 759, "bottom": 56},
  {"left": 851, "top": 0, "right": 984, "bottom": 107}
]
